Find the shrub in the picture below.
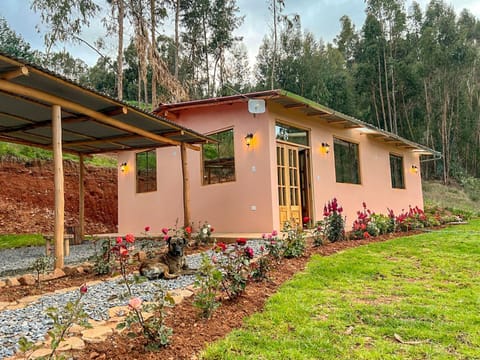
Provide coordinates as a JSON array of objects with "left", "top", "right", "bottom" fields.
[
  {"left": 192, "top": 221, "right": 215, "bottom": 246},
  {"left": 193, "top": 253, "right": 222, "bottom": 319},
  {"left": 312, "top": 222, "right": 324, "bottom": 247},
  {"left": 322, "top": 198, "right": 345, "bottom": 242},
  {"left": 32, "top": 255, "right": 53, "bottom": 288},
  {"left": 250, "top": 246, "right": 270, "bottom": 281},
  {"left": 112, "top": 234, "right": 174, "bottom": 349},
  {"left": 394, "top": 206, "right": 427, "bottom": 232},
  {"left": 215, "top": 241, "right": 253, "bottom": 300},
  {"left": 281, "top": 220, "right": 306, "bottom": 258},
  {"left": 370, "top": 213, "right": 395, "bottom": 235},
  {"left": 262, "top": 230, "right": 282, "bottom": 261}
]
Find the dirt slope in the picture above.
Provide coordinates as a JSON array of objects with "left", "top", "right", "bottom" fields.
[{"left": 0, "top": 158, "right": 117, "bottom": 235}]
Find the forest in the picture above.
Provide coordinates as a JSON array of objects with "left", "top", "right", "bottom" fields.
[{"left": 0, "top": 0, "right": 479, "bottom": 185}]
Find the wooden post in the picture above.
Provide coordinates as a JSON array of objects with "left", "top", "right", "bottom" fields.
[
  {"left": 180, "top": 143, "right": 191, "bottom": 228},
  {"left": 79, "top": 154, "right": 85, "bottom": 243},
  {"left": 52, "top": 105, "right": 65, "bottom": 269}
]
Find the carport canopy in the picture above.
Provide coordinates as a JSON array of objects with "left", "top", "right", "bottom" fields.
[{"left": 0, "top": 52, "right": 211, "bottom": 268}]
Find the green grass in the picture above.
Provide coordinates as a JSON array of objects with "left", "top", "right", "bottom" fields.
[
  {"left": 0, "top": 234, "right": 45, "bottom": 249},
  {"left": 201, "top": 220, "right": 480, "bottom": 359},
  {"left": 423, "top": 180, "right": 480, "bottom": 215},
  {"left": 0, "top": 142, "right": 116, "bottom": 167}
]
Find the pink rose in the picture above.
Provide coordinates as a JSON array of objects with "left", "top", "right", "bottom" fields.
[
  {"left": 162, "top": 227, "right": 169, "bottom": 235},
  {"left": 116, "top": 237, "right": 123, "bottom": 244},
  {"left": 80, "top": 284, "right": 88, "bottom": 294},
  {"left": 128, "top": 297, "right": 142, "bottom": 310}
]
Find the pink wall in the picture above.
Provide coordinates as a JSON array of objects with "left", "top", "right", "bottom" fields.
[
  {"left": 268, "top": 102, "right": 423, "bottom": 227},
  {"left": 118, "top": 100, "right": 424, "bottom": 234}
]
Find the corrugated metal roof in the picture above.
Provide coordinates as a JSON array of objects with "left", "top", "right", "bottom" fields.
[
  {"left": 0, "top": 52, "right": 212, "bottom": 155},
  {"left": 156, "top": 89, "right": 441, "bottom": 156}
]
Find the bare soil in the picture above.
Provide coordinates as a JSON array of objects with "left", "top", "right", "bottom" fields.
[{"left": 0, "top": 158, "right": 117, "bottom": 235}]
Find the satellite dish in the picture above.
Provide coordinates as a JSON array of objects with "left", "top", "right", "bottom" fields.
[{"left": 248, "top": 99, "right": 265, "bottom": 114}]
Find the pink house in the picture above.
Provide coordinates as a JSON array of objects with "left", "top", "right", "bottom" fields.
[{"left": 117, "top": 90, "right": 439, "bottom": 234}]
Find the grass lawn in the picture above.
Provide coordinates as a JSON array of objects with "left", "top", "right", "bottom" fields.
[
  {"left": 0, "top": 234, "right": 45, "bottom": 250},
  {"left": 201, "top": 220, "right": 480, "bottom": 359}
]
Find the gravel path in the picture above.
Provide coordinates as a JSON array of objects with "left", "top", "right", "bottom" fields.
[
  {"left": 0, "top": 240, "right": 265, "bottom": 359},
  {"left": 0, "top": 239, "right": 163, "bottom": 279}
]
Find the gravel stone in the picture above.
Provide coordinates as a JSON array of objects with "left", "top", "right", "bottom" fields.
[{"left": 0, "top": 240, "right": 265, "bottom": 358}]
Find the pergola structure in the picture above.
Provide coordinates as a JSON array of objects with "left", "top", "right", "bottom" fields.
[{"left": 0, "top": 52, "right": 211, "bottom": 268}]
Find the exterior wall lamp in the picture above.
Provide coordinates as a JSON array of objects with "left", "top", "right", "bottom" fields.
[
  {"left": 245, "top": 133, "right": 254, "bottom": 147},
  {"left": 120, "top": 162, "right": 128, "bottom": 173},
  {"left": 410, "top": 165, "right": 419, "bottom": 174},
  {"left": 320, "top": 142, "right": 330, "bottom": 155}
]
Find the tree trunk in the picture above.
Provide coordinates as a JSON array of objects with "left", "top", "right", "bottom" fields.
[
  {"left": 150, "top": 0, "right": 157, "bottom": 110},
  {"left": 377, "top": 53, "right": 387, "bottom": 131},
  {"left": 174, "top": 0, "right": 180, "bottom": 79},
  {"left": 383, "top": 46, "right": 393, "bottom": 133},
  {"left": 117, "top": 0, "right": 124, "bottom": 100},
  {"left": 271, "top": 0, "right": 277, "bottom": 90},
  {"left": 202, "top": 13, "right": 210, "bottom": 96}
]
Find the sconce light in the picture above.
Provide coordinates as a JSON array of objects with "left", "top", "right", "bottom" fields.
[
  {"left": 320, "top": 142, "right": 330, "bottom": 155},
  {"left": 245, "top": 133, "right": 254, "bottom": 147},
  {"left": 410, "top": 165, "right": 418, "bottom": 174},
  {"left": 120, "top": 162, "right": 128, "bottom": 173}
]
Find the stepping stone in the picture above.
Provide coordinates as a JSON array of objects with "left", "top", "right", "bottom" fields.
[
  {"left": 29, "top": 348, "right": 52, "bottom": 359},
  {"left": 57, "top": 336, "right": 85, "bottom": 351},
  {"left": 18, "top": 274, "right": 36, "bottom": 286},
  {"left": 81, "top": 326, "right": 113, "bottom": 343}
]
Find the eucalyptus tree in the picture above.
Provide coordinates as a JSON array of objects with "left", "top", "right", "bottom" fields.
[
  {"left": 0, "top": 17, "right": 39, "bottom": 61},
  {"left": 30, "top": 0, "right": 99, "bottom": 55}
]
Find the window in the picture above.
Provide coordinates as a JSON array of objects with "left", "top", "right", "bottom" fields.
[
  {"left": 334, "top": 138, "right": 360, "bottom": 184},
  {"left": 202, "top": 128, "right": 235, "bottom": 185},
  {"left": 275, "top": 123, "right": 309, "bottom": 146},
  {"left": 390, "top": 154, "right": 405, "bottom": 189},
  {"left": 136, "top": 150, "right": 157, "bottom": 193}
]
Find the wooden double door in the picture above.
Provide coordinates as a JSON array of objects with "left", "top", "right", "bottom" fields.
[{"left": 277, "top": 143, "right": 310, "bottom": 228}]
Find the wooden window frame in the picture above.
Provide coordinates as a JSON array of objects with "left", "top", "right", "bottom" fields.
[
  {"left": 333, "top": 137, "right": 361, "bottom": 185},
  {"left": 136, "top": 149, "right": 157, "bottom": 193},
  {"left": 389, "top": 153, "right": 405, "bottom": 189},
  {"left": 201, "top": 128, "right": 236, "bottom": 186}
]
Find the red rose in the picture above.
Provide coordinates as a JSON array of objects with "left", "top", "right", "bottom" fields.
[
  {"left": 236, "top": 238, "right": 247, "bottom": 246},
  {"left": 144, "top": 226, "right": 150, "bottom": 232},
  {"left": 116, "top": 237, "right": 123, "bottom": 244},
  {"left": 185, "top": 226, "right": 192, "bottom": 234},
  {"left": 210, "top": 227, "right": 214, "bottom": 232},
  {"left": 363, "top": 231, "right": 370, "bottom": 239},
  {"left": 244, "top": 246, "right": 254, "bottom": 259},
  {"left": 125, "top": 233, "right": 135, "bottom": 244},
  {"left": 216, "top": 242, "right": 227, "bottom": 252},
  {"left": 303, "top": 216, "right": 310, "bottom": 224},
  {"left": 80, "top": 284, "right": 88, "bottom": 294}
]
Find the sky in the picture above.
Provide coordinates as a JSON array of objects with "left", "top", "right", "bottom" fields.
[{"left": 1, "top": 0, "right": 479, "bottom": 67}]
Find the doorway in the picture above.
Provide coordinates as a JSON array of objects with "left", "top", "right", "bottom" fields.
[{"left": 276, "top": 143, "right": 312, "bottom": 228}]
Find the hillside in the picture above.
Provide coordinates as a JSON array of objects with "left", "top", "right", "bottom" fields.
[{"left": 0, "top": 158, "right": 117, "bottom": 235}]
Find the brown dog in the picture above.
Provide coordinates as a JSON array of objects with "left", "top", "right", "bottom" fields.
[{"left": 139, "top": 237, "right": 195, "bottom": 280}]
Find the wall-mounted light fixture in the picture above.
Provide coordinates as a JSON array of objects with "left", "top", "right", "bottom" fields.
[
  {"left": 245, "top": 133, "right": 254, "bottom": 147},
  {"left": 320, "top": 142, "right": 330, "bottom": 155},
  {"left": 120, "top": 162, "right": 128, "bottom": 173},
  {"left": 410, "top": 165, "right": 418, "bottom": 174}
]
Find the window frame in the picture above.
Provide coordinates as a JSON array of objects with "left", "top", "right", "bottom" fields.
[
  {"left": 389, "top": 153, "right": 405, "bottom": 189},
  {"left": 135, "top": 149, "right": 157, "bottom": 193},
  {"left": 201, "top": 127, "right": 236, "bottom": 186},
  {"left": 333, "top": 137, "right": 361, "bottom": 185}
]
